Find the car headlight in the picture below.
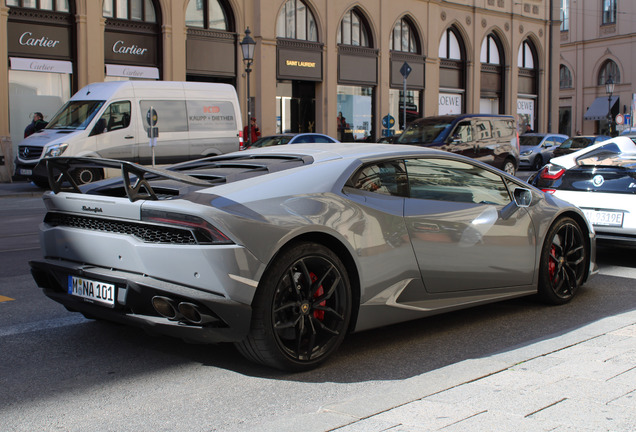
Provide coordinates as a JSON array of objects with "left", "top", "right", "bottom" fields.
[
  {"left": 521, "top": 149, "right": 533, "bottom": 156},
  {"left": 43, "top": 143, "right": 69, "bottom": 158}
]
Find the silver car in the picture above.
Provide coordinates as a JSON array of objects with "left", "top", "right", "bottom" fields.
[
  {"left": 30, "top": 144, "right": 597, "bottom": 371},
  {"left": 519, "top": 133, "right": 569, "bottom": 171}
]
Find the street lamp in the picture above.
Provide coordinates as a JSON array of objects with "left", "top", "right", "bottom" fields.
[
  {"left": 240, "top": 27, "right": 256, "bottom": 146},
  {"left": 605, "top": 75, "right": 615, "bottom": 136}
]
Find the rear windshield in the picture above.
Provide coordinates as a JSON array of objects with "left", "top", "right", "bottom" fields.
[
  {"left": 397, "top": 118, "right": 453, "bottom": 144},
  {"left": 46, "top": 100, "right": 105, "bottom": 130}
]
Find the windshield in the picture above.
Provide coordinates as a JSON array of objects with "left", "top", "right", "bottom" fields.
[
  {"left": 249, "top": 136, "right": 292, "bottom": 148},
  {"left": 558, "top": 137, "right": 593, "bottom": 150},
  {"left": 519, "top": 136, "right": 543, "bottom": 147},
  {"left": 46, "top": 100, "right": 105, "bottom": 130},
  {"left": 396, "top": 118, "right": 453, "bottom": 144}
]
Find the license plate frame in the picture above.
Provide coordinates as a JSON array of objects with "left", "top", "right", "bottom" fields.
[
  {"left": 582, "top": 208, "right": 624, "bottom": 227},
  {"left": 19, "top": 168, "right": 33, "bottom": 176},
  {"left": 68, "top": 275, "right": 116, "bottom": 308}
]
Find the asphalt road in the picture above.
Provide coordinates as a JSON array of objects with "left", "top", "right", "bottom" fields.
[{"left": 1, "top": 195, "right": 635, "bottom": 432}]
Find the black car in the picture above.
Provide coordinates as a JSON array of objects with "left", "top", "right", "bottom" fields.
[
  {"left": 551, "top": 135, "right": 610, "bottom": 158},
  {"left": 396, "top": 114, "right": 520, "bottom": 175}
]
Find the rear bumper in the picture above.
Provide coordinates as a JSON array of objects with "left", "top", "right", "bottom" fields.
[{"left": 30, "top": 259, "right": 252, "bottom": 343}]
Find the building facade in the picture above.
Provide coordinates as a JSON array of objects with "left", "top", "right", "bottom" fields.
[
  {"left": 0, "top": 0, "right": 559, "bottom": 181},
  {"left": 559, "top": 0, "right": 636, "bottom": 136}
]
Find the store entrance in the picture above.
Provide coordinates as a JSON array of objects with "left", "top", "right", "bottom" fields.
[{"left": 276, "top": 80, "right": 316, "bottom": 134}]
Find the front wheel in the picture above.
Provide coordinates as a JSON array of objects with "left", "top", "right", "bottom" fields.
[
  {"left": 236, "top": 243, "right": 352, "bottom": 371},
  {"left": 538, "top": 217, "right": 587, "bottom": 305},
  {"left": 531, "top": 155, "right": 543, "bottom": 171}
]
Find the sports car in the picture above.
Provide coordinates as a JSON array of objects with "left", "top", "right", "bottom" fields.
[
  {"left": 529, "top": 136, "right": 636, "bottom": 246},
  {"left": 30, "top": 144, "right": 597, "bottom": 371}
]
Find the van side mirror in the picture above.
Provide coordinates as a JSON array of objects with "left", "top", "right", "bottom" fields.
[{"left": 513, "top": 188, "right": 532, "bottom": 207}]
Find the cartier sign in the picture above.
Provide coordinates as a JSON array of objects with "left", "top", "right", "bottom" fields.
[
  {"left": 8, "top": 22, "right": 71, "bottom": 58},
  {"left": 104, "top": 32, "right": 157, "bottom": 66}
]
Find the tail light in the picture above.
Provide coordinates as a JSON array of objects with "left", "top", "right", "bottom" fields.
[
  {"left": 515, "top": 131, "right": 520, "bottom": 152},
  {"left": 141, "top": 209, "right": 233, "bottom": 245},
  {"left": 239, "top": 130, "right": 244, "bottom": 150},
  {"left": 542, "top": 189, "right": 556, "bottom": 194},
  {"left": 539, "top": 164, "right": 565, "bottom": 180}
]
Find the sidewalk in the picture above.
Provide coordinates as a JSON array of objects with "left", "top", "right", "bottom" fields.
[{"left": 0, "top": 179, "right": 44, "bottom": 199}]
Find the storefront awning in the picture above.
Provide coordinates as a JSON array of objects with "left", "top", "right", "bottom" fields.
[
  {"left": 10, "top": 57, "right": 72, "bottom": 74},
  {"left": 106, "top": 64, "right": 159, "bottom": 79},
  {"left": 584, "top": 96, "right": 619, "bottom": 120}
]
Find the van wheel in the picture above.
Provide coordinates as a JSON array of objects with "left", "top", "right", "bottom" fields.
[
  {"left": 503, "top": 159, "right": 516, "bottom": 176},
  {"left": 72, "top": 168, "right": 103, "bottom": 185}
]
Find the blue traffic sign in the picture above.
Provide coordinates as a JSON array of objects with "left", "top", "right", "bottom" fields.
[{"left": 382, "top": 114, "right": 396, "bottom": 129}]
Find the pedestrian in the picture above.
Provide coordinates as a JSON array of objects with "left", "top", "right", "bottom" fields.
[
  {"left": 576, "top": 130, "right": 582, "bottom": 136},
  {"left": 337, "top": 111, "right": 347, "bottom": 141},
  {"left": 24, "top": 112, "right": 48, "bottom": 138},
  {"left": 243, "top": 117, "right": 261, "bottom": 146},
  {"left": 523, "top": 124, "right": 534, "bottom": 134}
]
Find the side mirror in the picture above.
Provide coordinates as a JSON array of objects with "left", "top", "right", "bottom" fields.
[{"left": 513, "top": 188, "right": 532, "bottom": 207}]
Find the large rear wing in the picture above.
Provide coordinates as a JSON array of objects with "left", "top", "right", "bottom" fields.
[{"left": 45, "top": 157, "right": 211, "bottom": 202}]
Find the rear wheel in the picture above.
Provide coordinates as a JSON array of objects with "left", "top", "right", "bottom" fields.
[
  {"left": 72, "top": 167, "right": 103, "bottom": 185},
  {"left": 538, "top": 217, "right": 587, "bottom": 304},
  {"left": 236, "top": 242, "right": 352, "bottom": 371}
]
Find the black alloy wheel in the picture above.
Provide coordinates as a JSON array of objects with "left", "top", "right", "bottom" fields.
[
  {"left": 538, "top": 217, "right": 587, "bottom": 304},
  {"left": 236, "top": 243, "right": 351, "bottom": 371}
]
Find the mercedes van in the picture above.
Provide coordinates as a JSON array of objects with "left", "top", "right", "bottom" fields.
[
  {"left": 15, "top": 81, "right": 242, "bottom": 187},
  {"left": 396, "top": 114, "right": 520, "bottom": 175}
]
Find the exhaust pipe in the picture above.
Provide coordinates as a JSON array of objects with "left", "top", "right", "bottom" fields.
[
  {"left": 151, "top": 296, "right": 179, "bottom": 320},
  {"left": 178, "top": 302, "right": 218, "bottom": 325}
]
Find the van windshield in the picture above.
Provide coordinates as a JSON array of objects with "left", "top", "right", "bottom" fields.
[
  {"left": 46, "top": 100, "right": 105, "bottom": 130},
  {"left": 397, "top": 118, "right": 453, "bottom": 144}
]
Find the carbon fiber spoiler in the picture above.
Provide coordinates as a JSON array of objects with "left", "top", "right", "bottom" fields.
[{"left": 45, "top": 157, "right": 211, "bottom": 202}]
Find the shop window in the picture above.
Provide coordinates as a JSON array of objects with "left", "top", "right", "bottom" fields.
[
  {"left": 186, "top": 0, "right": 231, "bottom": 31},
  {"left": 337, "top": 8, "right": 371, "bottom": 47},
  {"left": 597, "top": 60, "right": 620, "bottom": 85},
  {"left": 560, "top": 65, "right": 573, "bottom": 89},
  {"left": 389, "top": 89, "right": 420, "bottom": 133},
  {"left": 391, "top": 17, "right": 419, "bottom": 54},
  {"left": 276, "top": 0, "right": 317, "bottom": 42},
  {"left": 103, "top": 0, "right": 156, "bottom": 22},
  {"left": 337, "top": 85, "right": 374, "bottom": 142},
  {"left": 6, "top": 0, "right": 69, "bottom": 10}
]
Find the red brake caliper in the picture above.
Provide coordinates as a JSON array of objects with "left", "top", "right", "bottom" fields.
[
  {"left": 548, "top": 245, "right": 556, "bottom": 281},
  {"left": 310, "top": 272, "right": 325, "bottom": 320}
]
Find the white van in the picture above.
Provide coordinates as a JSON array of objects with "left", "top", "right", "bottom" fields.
[{"left": 15, "top": 81, "right": 242, "bottom": 187}]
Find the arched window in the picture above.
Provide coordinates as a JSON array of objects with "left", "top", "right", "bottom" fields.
[
  {"left": 337, "top": 8, "right": 371, "bottom": 47},
  {"left": 439, "top": 27, "right": 463, "bottom": 60},
  {"left": 276, "top": 0, "right": 317, "bottom": 42},
  {"left": 186, "top": 0, "right": 232, "bottom": 31},
  {"left": 598, "top": 60, "right": 620, "bottom": 85},
  {"left": 103, "top": 0, "right": 156, "bottom": 22},
  {"left": 560, "top": 65, "right": 572, "bottom": 88},
  {"left": 5, "top": 0, "right": 69, "bottom": 11},
  {"left": 391, "top": 17, "right": 419, "bottom": 53},
  {"left": 517, "top": 40, "right": 535, "bottom": 69},
  {"left": 480, "top": 34, "right": 501, "bottom": 65}
]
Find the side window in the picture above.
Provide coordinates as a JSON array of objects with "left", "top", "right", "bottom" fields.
[
  {"left": 405, "top": 158, "right": 511, "bottom": 205},
  {"left": 473, "top": 120, "right": 492, "bottom": 139},
  {"left": 492, "top": 119, "right": 515, "bottom": 138},
  {"left": 139, "top": 100, "right": 188, "bottom": 133},
  {"left": 91, "top": 101, "right": 131, "bottom": 136},
  {"left": 451, "top": 122, "right": 473, "bottom": 142},
  {"left": 350, "top": 161, "right": 406, "bottom": 196}
]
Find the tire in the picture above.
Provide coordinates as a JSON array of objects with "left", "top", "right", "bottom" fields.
[
  {"left": 531, "top": 155, "right": 543, "bottom": 171},
  {"left": 503, "top": 159, "right": 516, "bottom": 176},
  {"left": 537, "top": 217, "right": 587, "bottom": 305},
  {"left": 32, "top": 178, "right": 50, "bottom": 189},
  {"left": 72, "top": 167, "right": 103, "bottom": 185},
  {"left": 236, "top": 242, "right": 352, "bottom": 371}
]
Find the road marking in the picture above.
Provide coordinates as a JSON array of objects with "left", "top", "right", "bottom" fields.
[
  {"left": 0, "top": 295, "right": 15, "bottom": 302},
  {"left": 600, "top": 266, "right": 636, "bottom": 280},
  {"left": 0, "top": 315, "right": 87, "bottom": 337}
]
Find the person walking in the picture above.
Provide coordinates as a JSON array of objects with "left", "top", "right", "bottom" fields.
[{"left": 24, "top": 112, "right": 48, "bottom": 138}]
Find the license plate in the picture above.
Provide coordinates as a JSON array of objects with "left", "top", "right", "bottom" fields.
[
  {"left": 583, "top": 209, "right": 624, "bottom": 227},
  {"left": 68, "top": 275, "right": 115, "bottom": 307},
  {"left": 19, "top": 168, "right": 32, "bottom": 176}
]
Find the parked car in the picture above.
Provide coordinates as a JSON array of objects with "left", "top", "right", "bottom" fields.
[
  {"left": 551, "top": 135, "right": 610, "bottom": 159},
  {"left": 377, "top": 134, "right": 401, "bottom": 143},
  {"left": 519, "top": 133, "right": 569, "bottom": 170},
  {"left": 528, "top": 136, "right": 636, "bottom": 246},
  {"left": 31, "top": 144, "right": 596, "bottom": 371},
  {"left": 620, "top": 128, "right": 636, "bottom": 143},
  {"left": 247, "top": 133, "right": 339, "bottom": 148},
  {"left": 395, "top": 114, "right": 520, "bottom": 175}
]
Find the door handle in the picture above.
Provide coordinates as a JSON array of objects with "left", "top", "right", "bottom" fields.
[{"left": 125, "top": 135, "right": 134, "bottom": 139}]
